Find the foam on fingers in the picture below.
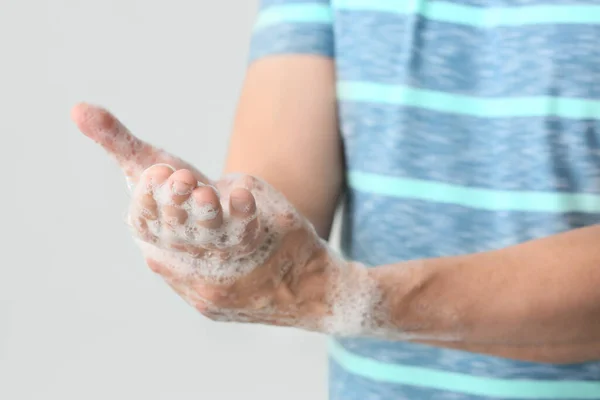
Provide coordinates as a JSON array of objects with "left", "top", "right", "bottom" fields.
[
  {"left": 168, "top": 169, "right": 198, "bottom": 204},
  {"left": 128, "top": 169, "right": 300, "bottom": 283},
  {"left": 191, "top": 186, "right": 222, "bottom": 224},
  {"left": 127, "top": 167, "right": 389, "bottom": 337}
]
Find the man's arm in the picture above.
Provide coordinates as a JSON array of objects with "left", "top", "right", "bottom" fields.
[
  {"left": 224, "top": 55, "right": 341, "bottom": 238},
  {"left": 369, "top": 224, "right": 600, "bottom": 363}
]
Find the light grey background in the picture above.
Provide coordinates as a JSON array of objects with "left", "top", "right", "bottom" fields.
[{"left": 0, "top": 1, "right": 329, "bottom": 399}]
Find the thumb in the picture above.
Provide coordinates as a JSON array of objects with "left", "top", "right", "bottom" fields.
[{"left": 71, "top": 103, "right": 209, "bottom": 185}]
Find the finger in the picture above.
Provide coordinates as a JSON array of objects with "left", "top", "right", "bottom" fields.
[
  {"left": 71, "top": 103, "right": 162, "bottom": 179},
  {"left": 133, "top": 164, "right": 176, "bottom": 220},
  {"left": 130, "top": 165, "right": 175, "bottom": 244},
  {"left": 162, "top": 169, "right": 198, "bottom": 230},
  {"left": 167, "top": 169, "right": 198, "bottom": 205},
  {"left": 229, "top": 187, "right": 260, "bottom": 248},
  {"left": 71, "top": 103, "right": 210, "bottom": 184},
  {"left": 192, "top": 185, "right": 223, "bottom": 229}
]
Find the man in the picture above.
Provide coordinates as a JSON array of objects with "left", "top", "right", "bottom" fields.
[{"left": 73, "top": 0, "right": 600, "bottom": 398}]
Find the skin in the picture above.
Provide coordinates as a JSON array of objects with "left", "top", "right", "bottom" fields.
[
  {"left": 73, "top": 55, "right": 352, "bottom": 331},
  {"left": 371, "top": 227, "right": 600, "bottom": 363},
  {"left": 74, "top": 55, "right": 600, "bottom": 364}
]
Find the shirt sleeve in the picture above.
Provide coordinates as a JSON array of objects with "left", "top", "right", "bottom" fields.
[{"left": 248, "top": 0, "right": 334, "bottom": 62}]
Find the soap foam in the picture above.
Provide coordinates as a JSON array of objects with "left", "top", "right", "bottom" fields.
[
  {"left": 126, "top": 168, "right": 302, "bottom": 285},
  {"left": 126, "top": 165, "right": 387, "bottom": 337}
]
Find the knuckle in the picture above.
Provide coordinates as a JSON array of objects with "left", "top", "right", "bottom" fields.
[{"left": 197, "top": 286, "right": 226, "bottom": 305}]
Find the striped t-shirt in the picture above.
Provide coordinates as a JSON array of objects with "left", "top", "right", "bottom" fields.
[{"left": 249, "top": 0, "right": 600, "bottom": 399}]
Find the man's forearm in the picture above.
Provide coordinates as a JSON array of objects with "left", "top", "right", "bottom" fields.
[
  {"left": 368, "top": 224, "right": 600, "bottom": 363},
  {"left": 223, "top": 55, "right": 341, "bottom": 238}
]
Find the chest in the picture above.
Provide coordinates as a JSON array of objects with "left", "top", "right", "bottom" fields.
[{"left": 330, "top": 0, "right": 600, "bottom": 99}]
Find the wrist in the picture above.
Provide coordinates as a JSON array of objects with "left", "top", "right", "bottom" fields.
[
  {"left": 319, "top": 250, "right": 384, "bottom": 337},
  {"left": 367, "top": 262, "right": 420, "bottom": 334},
  {"left": 361, "top": 260, "right": 440, "bottom": 340},
  {"left": 367, "top": 257, "right": 475, "bottom": 342}
]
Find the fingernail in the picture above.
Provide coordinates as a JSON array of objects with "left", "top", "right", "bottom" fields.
[
  {"left": 172, "top": 181, "right": 192, "bottom": 195},
  {"left": 230, "top": 195, "right": 251, "bottom": 213}
]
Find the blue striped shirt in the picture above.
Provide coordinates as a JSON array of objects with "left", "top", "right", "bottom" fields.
[{"left": 250, "top": 0, "right": 600, "bottom": 398}]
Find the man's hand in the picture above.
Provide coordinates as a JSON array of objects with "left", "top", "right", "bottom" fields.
[{"left": 72, "top": 103, "right": 377, "bottom": 334}]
